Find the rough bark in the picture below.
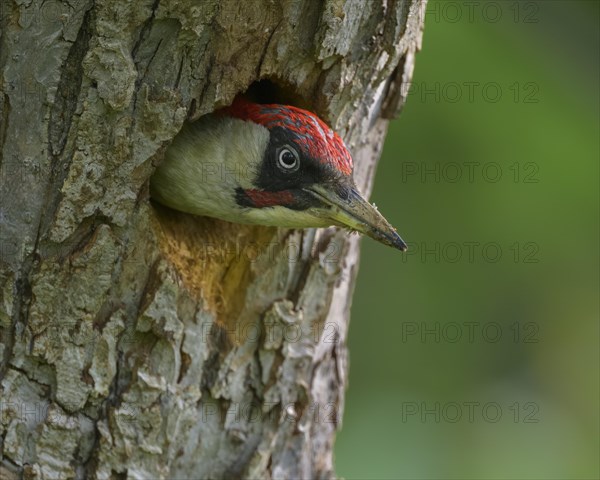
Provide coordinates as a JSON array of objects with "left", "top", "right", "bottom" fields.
[{"left": 0, "top": 0, "right": 426, "bottom": 478}]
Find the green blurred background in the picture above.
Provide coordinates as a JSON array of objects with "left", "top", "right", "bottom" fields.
[{"left": 335, "top": 1, "right": 599, "bottom": 478}]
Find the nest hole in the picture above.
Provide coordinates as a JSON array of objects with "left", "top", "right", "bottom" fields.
[
  {"left": 243, "top": 79, "right": 313, "bottom": 111},
  {"left": 150, "top": 79, "right": 310, "bottom": 332}
]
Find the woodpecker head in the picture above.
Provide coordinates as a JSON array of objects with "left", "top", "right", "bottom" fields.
[{"left": 150, "top": 98, "right": 407, "bottom": 251}]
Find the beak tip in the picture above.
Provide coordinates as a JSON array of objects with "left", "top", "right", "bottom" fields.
[
  {"left": 392, "top": 234, "right": 408, "bottom": 252},
  {"left": 372, "top": 227, "right": 407, "bottom": 252}
]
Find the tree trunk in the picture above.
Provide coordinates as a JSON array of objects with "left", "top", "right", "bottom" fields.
[{"left": 0, "top": 0, "right": 426, "bottom": 478}]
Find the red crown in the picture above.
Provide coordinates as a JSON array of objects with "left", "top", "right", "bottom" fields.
[{"left": 221, "top": 98, "right": 353, "bottom": 176}]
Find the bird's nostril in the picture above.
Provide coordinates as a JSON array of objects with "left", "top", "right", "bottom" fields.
[{"left": 336, "top": 185, "right": 354, "bottom": 201}]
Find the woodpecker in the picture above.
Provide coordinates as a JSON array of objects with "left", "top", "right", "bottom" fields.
[{"left": 150, "top": 98, "right": 407, "bottom": 251}]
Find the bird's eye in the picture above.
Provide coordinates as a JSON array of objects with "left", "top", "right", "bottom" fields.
[{"left": 277, "top": 146, "right": 300, "bottom": 172}]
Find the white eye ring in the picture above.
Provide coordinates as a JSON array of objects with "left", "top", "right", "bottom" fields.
[{"left": 277, "top": 146, "right": 300, "bottom": 172}]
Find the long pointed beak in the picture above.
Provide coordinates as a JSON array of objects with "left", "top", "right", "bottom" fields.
[{"left": 306, "top": 185, "right": 407, "bottom": 252}]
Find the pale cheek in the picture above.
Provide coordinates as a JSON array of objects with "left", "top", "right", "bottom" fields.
[{"left": 242, "top": 207, "right": 332, "bottom": 228}]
